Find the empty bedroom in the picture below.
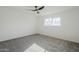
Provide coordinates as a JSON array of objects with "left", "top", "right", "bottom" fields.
[{"left": 0, "top": 6, "right": 79, "bottom": 52}]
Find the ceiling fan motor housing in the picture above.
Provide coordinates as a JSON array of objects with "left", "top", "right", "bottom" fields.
[{"left": 34, "top": 6, "right": 44, "bottom": 14}]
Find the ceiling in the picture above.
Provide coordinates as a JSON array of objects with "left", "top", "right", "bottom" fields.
[{"left": 11, "top": 6, "right": 78, "bottom": 16}]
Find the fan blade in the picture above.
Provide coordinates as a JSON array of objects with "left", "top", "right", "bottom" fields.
[
  {"left": 38, "top": 6, "right": 44, "bottom": 10},
  {"left": 32, "top": 9, "right": 38, "bottom": 11},
  {"left": 30, "top": 6, "right": 38, "bottom": 11}
]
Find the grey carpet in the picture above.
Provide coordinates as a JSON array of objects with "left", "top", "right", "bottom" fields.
[{"left": 0, "top": 34, "right": 79, "bottom": 52}]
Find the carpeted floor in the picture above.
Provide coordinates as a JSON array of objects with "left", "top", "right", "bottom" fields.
[{"left": 0, "top": 34, "right": 79, "bottom": 52}]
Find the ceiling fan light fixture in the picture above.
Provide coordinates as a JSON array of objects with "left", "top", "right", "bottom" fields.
[{"left": 37, "top": 11, "right": 39, "bottom": 14}]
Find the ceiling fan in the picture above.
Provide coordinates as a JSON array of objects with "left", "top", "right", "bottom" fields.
[{"left": 27, "top": 6, "right": 45, "bottom": 14}]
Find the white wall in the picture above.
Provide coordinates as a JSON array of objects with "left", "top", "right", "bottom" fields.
[
  {"left": 0, "top": 7, "right": 36, "bottom": 41},
  {"left": 37, "top": 7, "right": 79, "bottom": 43}
]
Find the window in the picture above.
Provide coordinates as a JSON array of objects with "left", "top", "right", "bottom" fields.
[{"left": 44, "top": 17, "right": 61, "bottom": 26}]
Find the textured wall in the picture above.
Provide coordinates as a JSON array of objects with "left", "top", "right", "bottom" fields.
[
  {"left": 37, "top": 7, "right": 79, "bottom": 43},
  {"left": 0, "top": 7, "right": 36, "bottom": 41}
]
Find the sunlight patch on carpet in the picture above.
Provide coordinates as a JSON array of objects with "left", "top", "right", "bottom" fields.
[{"left": 24, "top": 43, "right": 47, "bottom": 52}]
